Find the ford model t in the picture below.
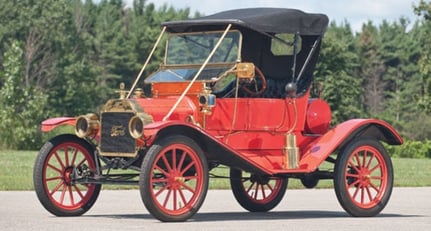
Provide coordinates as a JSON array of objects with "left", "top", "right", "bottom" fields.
[{"left": 33, "top": 8, "right": 403, "bottom": 222}]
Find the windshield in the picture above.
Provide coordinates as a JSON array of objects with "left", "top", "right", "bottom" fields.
[{"left": 146, "top": 30, "right": 241, "bottom": 83}]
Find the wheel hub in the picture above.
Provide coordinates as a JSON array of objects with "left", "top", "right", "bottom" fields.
[
  {"left": 166, "top": 171, "right": 185, "bottom": 189},
  {"left": 358, "top": 169, "right": 371, "bottom": 187},
  {"left": 250, "top": 174, "right": 270, "bottom": 185},
  {"left": 63, "top": 167, "right": 74, "bottom": 185}
]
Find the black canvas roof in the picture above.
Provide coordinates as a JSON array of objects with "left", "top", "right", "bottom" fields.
[{"left": 162, "top": 8, "right": 329, "bottom": 35}]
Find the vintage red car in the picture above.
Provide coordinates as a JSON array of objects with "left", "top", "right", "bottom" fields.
[{"left": 33, "top": 8, "right": 403, "bottom": 222}]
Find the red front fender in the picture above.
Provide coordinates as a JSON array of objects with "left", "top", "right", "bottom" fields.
[
  {"left": 142, "top": 120, "right": 271, "bottom": 174},
  {"left": 41, "top": 117, "right": 76, "bottom": 132},
  {"left": 299, "top": 119, "right": 403, "bottom": 172}
]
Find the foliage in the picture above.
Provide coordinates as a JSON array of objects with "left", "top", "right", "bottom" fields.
[
  {"left": 414, "top": 0, "right": 431, "bottom": 111},
  {"left": 1, "top": 0, "right": 431, "bottom": 149},
  {"left": 0, "top": 41, "right": 47, "bottom": 149},
  {"left": 315, "top": 22, "right": 364, "bottom": 124},
  {"left": 385, "top": 139, "right": 431, "bottom": 159},
  {"left": 0, "top": 0, "right": 191, "bottom": 149}
]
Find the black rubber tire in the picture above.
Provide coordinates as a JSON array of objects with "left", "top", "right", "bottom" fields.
[
  {"left": 230, "top": 168, "right": 288, "bottom": 212},
  {"left": 33, "top": 134, "right": 101, "bottom": 216},
  {"left": 334, "top": 138, "right": 393, "bottom": 217},
  {"left": 139, "top": 135, "right": 209, "bottom": 222}
]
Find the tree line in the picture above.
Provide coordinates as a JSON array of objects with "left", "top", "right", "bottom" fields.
[{"left": 0, "top": 0, "right": 431, "bottom": 150}]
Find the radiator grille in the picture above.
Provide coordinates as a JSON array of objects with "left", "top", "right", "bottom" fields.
[{"left": 99, "top": 112, "right": 136, "bottom": 156}]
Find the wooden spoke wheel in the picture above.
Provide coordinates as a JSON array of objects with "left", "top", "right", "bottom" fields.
[
  {"left": 140, "top": 135, "right": 208, "bottom": 222},
  {"left": 230, "top": 169, "right": 288, "bottom": 212},
  {"left": 334, "top": 138, "right": 393, "bottom": 217},
  {"left": 33, "top": 134, "right": 101, "bottom": 216}
]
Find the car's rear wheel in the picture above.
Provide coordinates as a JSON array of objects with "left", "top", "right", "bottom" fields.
[
  {"left": 230, "top": 169, "right": 288, "bottom": 212},
  {"left": 140, "top": 135, "right": 208, "bottom": 222},
  {"left": 33, "top": 134, "right": 101, "bottom": 216},
  {"left": 334, "top": 138, "right": 393, "bottom": 217}
]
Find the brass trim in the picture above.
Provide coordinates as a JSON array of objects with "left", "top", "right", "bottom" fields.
[{"left": 97, "top": 148, "right": 138, "bottom": 158}]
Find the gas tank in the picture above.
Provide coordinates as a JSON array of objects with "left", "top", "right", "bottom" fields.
[{"left": 305, "top": 98, "right": 331, "bottom": 134}]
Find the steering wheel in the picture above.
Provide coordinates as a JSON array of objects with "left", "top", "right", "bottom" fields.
[{"left": 241, "top": 66, "right": 267, "bottom": 97}]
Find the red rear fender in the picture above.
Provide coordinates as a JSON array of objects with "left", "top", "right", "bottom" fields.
[
  {"left": 41, "top": 117, "right": 76, "bottom": 132},
  {"left": 299, "top": 119, "right": 403, "bottom": 172}
]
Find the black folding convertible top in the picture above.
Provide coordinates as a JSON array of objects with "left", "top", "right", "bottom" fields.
[{"left": 162, "top": 8, "right": 329, "bottom": 35}]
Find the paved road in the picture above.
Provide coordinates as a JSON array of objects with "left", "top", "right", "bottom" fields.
[{"left": 1, "top": 188, "right": 430, "bottom": 231}]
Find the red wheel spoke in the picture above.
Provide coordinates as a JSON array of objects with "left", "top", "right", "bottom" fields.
[
  {"left": 72, "top": 185, "right": 85, "bottom": 200},
  {"left": 47, "top": 163, "right": 63, "bottom": 174},
  {"left": 172, "top": 148, "right": 177, "bottom": 171},
  {"left": 354, "top": 153, "right": 362, "bottom": 167},
  {"left": 177, "top": 152, "right": 186, "bottom": 172},
  {"left": 266, "top": 183, "right": 274, "bottom": 192},
  {"left": 368, "top": 182, "right": 381, "bottom": 193},
  {"left": 60, "top": 184, "right": 68, "bottom": 204},
  {"left": 49, "top": 181, "right": 65, "bottom": 195},
  {"left": 347, "top": 179, "right": 360, "bottom": 188},
  {"left": 180, "top": 161, "right": 195, "bottom": 175},
  {"left": 173, "top": 188, "right": 178, "bottom": 210},
  {"left": 70, "top": 148, "right": 78, "bottom": 166},
  {"left": 351, "top": 185, "right": 360, "bottom": 199},
  {"left": 162, "top": 188, "right": 172, "bottom": 208},
  {"left": 161, "top": 155, "right": 173, "bottom": 172},
  {"left": 183, "top": 175, "right": 198, "bottom": 180},
  {"left": 365, "top": 152, "right": 375, "bottom": 169},
  {"left": 360, "top": 187, "right": 365, "bottom": 204},
  {"left": 369, "top": 163, "right": 381, "bottom": 174},
  {"left": 65, "top": 147, "right": 70, "bottom": 166},
  {"left": 246, "top": 181, "right": 256, "bottom": 194},
  {"left": 154, "top": 165, "right": 169, "bottom": 177},
  {"left": 46, "top": 176, "right": 62, "bottom": 182},
  {"left": 253, "top": 182, "right": 259, "bottom": 200},
  {"left": 53, "top": 152, "right": 65, "bottom": 170},
  {"left": 76, "top": 158, "right": 87, "bottom": 169},
  {"left": 179, "top": 181, "right": 196, "bottom": 193},
  {"left": 346, "top": 173, "right": 359, "bottom": 178},
  {"left": 365, "top": 186, "right": 373, "bottom": 202},
  {"left": 68, "top": 185, "right": 75, "bottom": 205},
  {"left": 362, "top": 151, "right": 367, "bottom": 167},
  {"left": 178, "top": 188, "right": 188, "bottom": 207},
  {"left": 152, "top": 177, "right": 168, "bottom": 183},
  {"left": 260, "top": 184, "right": 266, "bottom": 199},
  {"left": 348, "top": 160, "right": 360, "bottom": 173},
  {"left": 154, "top": 184, "right": 169, "bottom": 197},
  {"left": 370, "top": 175, "right": 383, "bottom": 180}
]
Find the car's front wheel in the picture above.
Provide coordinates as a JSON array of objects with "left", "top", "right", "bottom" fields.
[
  {"left": 33, "top": 134, "right": 101, "bottom": 216},
  {"left": 139, "top": 135, "right": 209, "bottom": 222}
]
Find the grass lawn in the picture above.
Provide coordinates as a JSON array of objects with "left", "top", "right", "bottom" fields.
[{"left": 1, "top": 150, "right": 430, "bottom": 190}]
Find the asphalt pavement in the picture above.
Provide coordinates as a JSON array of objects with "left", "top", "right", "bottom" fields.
[{"left": 1, "top": 187, "right": 430, "bottom": 231}]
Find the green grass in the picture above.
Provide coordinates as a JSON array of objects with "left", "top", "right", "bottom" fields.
[
  {"left": 0, "top": 150, "right": 37, "bottom": 190},
  {"left": 1, "top": 150, "right": 430, "bottom": 190}
]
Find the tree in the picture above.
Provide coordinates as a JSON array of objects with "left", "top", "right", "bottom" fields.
[
  {"left": 315, "top": 22, "right": 364, "bottom": 124},
  {"left": 414, "top": 0, "right": 431, "bottom": 112},
  {"left": 377, "top": 19, "right": 425, "bottom": 139},
  {"left": 0, "top": 41, "right": 47, "bottom": 149},
  {"left": 357, "top": 21, "right": 388, "bottom": 116}
]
